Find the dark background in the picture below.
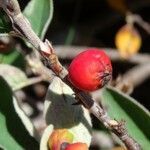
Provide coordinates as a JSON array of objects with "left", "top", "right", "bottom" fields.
[{"left": 19, "top": 0, "right": 150, "bottom": 109}]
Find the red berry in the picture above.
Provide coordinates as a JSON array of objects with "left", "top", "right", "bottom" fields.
[
  {"left": 65, "top": 142, "right": 88, "bottom": 150},
  {"left": 68, "top": 48, "right": 112, "bottom": 91}
]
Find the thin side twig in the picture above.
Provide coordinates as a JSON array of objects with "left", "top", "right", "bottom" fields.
[
  {"left": 54, "top": 45, "right": 150, "bottom": 64},
  {"left": 126, "top": 12, "right": 150, "bottom": 34},
  {"left": 115, "top": 63, "right": 150, "bottom": 93},
  {"left": 0, "top": 1, "right": 141, "bottom": 149},
  {"left": 13, "top": 76, "right": 48, "bottom": 91}
]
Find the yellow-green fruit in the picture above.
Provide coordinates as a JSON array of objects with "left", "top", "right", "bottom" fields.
[{"left": 48, "top": 129, "right": 74, "bottom": 150}]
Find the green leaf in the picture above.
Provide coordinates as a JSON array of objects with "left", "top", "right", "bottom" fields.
[
  {"left": 0, "top": 64, "right": 28, "bottom": 91},
  {"left": 0, "top": 76, "right": 39, "bottom": 150},
  {"left": 0, "top": 48, "right": 25, "bottom": 69},
  {"left": 23, "top": 0, "right": 53, "bottom": 40},
  {"left": 101, "top": 86, "right": 150, "bottom": 150},
  {"left": 0, "top": 9, "right": 12, "bottom": 33}
]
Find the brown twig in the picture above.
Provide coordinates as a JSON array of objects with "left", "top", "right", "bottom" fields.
[
  {"left": 126, "top": 12, "right": 150, "bottom": 34},
  {"left": 115, "top": 63, "right": 150, "bottom": 94},
  {"left": 0, "top": 1, "right": 141, "bottom": 149}
]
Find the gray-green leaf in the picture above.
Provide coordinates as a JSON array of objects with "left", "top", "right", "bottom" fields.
[
  {"left": 0, "top": 64, "right": 28, "bottom": 91},
  {"left": 0, "top": 76, "right": 39, "bottom": 150},
  {"left": 101, "top": 86, "right": 150, "bottom": 150},
  {"left": 23, "top": 0, "right": 53, "bottom": 40}
]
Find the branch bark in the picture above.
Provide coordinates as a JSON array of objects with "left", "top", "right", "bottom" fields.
[{"left": 0, "top": 1, "right": 141, "bottom": 149}]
